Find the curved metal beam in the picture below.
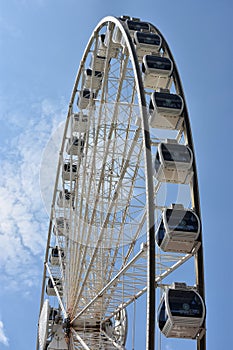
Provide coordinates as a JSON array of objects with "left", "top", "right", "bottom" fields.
[{"left": 149, "top": 22, "right": 206, "bottom": 350}]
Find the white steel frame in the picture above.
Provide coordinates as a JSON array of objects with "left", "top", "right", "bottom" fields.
[{"left": 37, "top": 16, "right": 206, "bottom": 350}]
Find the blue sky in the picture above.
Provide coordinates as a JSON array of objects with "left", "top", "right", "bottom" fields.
[{"left": 0, "top": 0, "right": 232, "bottom": 349}]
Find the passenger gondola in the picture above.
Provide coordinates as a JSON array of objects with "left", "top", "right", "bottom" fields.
[
  {"left": 97, "top": 33, "right": 118, "bottom": 58},
  {"left": 72, "top": 112, "right": 89, "bottom": 133},
  {"left": 125, "top": 19, "right": 150, "bottom": 38},
  {"left": 111, "top": 16, "right": 132, "bottom": 46},
  {"left": 134, "top": 32, "right": 161, "bottom": 61},
  {"left": 77, "top": 88, "right": 95, "bottom": 109},
  {"left": 46, "top": 277, "right": 63, "bottom": 296},
  {"left": 120, "top": 19, "right": 151, "bottom": 48},
  {"left": 53, "top": 217, "right": 69, "bottom": 236},
  {"left": 83, "top": 68, "right": 103, "bottom": 90},
  {"left": 156, "top": 204, "right": 200, "bottom": 253},
  {"left": 104, "top": 25, "right": 122, "bottom": 55},
  {"left": 57, "top": 189, "right": 74, "bottom": 208},
  {"left": 49, "top": 307, "right": 58, "bottom": 322},
  {"left": 97, "top": 34, "right": 107, "bottom": 57},
  {"left": 158, "top": 283, "right": 205, "bottom": 339},
  {"left": 90, "top": 54, "right": 106, "bottom": 72},
  {"left": 62, "top": 162, "right": 77, "bottom": 181},
  {"left": 49, "top": 246, "right": 65, "bottom": 265},
  {"left": 66, "top": 136, "right": 85, "bottom": 156},
  {"left": 154, "top": 140, "right": 193, "bottom": 184},
  {"left": 149, "top": 90, "right": 184, "bottom": 129},
  {"left": 142, "top": 55, "right": 173, "bottom": 89}
]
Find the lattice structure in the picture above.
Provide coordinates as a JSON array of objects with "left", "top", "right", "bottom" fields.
[{"left": 37, "top": 16, "right": 206, "bottom": 350}]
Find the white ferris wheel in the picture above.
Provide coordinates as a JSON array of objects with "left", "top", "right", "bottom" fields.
[{"left": 37, "top": 15, "right": 206, "bottom": 350}]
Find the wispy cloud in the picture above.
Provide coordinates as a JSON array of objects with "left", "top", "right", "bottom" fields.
[
  {"left": 0, "top": 97, "right": 66, "bottom": 293},
  {"left": 0, "top": 320, "right": 9, "bottom": 347}
]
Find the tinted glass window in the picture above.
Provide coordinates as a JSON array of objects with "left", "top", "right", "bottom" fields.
[
  {"left": 158, "top": 300, "right": 168, "bottom": 330},
  {"left": 56, "top": 218, "right": 64, "bottom": 227},
  {"left": 86, "top": 69, "right": 92, "bottom": 76},
  {"left": 65, "top": 192, "right": 71, "bottom": 200},
  {"left": 48, "top": 278, "right": 59, "bottom": 288},
  {"left": 154, "top": 92, "right": 182, "bottom": 109},
  {"left": 52, "top": 248, "right": 59, "bottom": 257},
  {"left": 48, "top": 278, "right": 53, "bottom": 288},
  {"left": 96, "top": 71, "right": 103, "bottom": 77},
  {"left": 166, "top": 209, "right": 199, "bottom": 232},
  {"left": 83, "top": 89, "right": 91, "bottom": 98},
  {"left": 72, "top": 138, "right": 85, "bottom": 148},
  {"left": 154, "top": 152, "right": 161, "bottom": 172},
  {"left": 64, "top": 163, "right": 77, "bottom": 172},
  {"left": 74, "top": 114, "right": 88, "bottom": 122},
  {"left": 136, "top": 32, "right": 160, "bottom": 46},
  {"left": 146, "top": 55, "right": 172, "bottom": 71},
  {"left": 49, "top": 309, "right": 58, "bottom": 321},
  {"left": 85, "top": 70, "right": 102, "bottom": 78},
  {"left": 169, "top": 289, "right": 203, "bottom": 318},
  {"left": 100, "top": 34, "right": 105, "bottom": 43},
  {"left": 127, "top": 21, "right": 150, "bottom": 31},
  {"left": 161, "top": 144, "right": 191, "bottom": 163},
  {"left": 156, "top": 221, "right": 165, "bottom": 245}
]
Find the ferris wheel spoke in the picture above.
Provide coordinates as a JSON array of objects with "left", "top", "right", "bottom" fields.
[
  {"left": 37, "top": 15, "right": 206, "bottom": 350},
  {"left": 74, "top": 131, "right": 142, "bottom": 288},
  {"left": 71, "top": 242, "right": 147, "bottom": 324},
  {"left": 70, "top": 328, "right": 91, "bottom": 350}
]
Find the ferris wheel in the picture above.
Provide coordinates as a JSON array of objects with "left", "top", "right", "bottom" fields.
[{"left": 37, "top": 15, "right": 206, "bottom": 350}]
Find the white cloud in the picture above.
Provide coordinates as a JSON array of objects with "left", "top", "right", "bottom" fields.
[
  {"left": 0, "top": 97, "right": 66, "bottom": 293},
  {"left": 0, "top": 320, "right": 9, "bottom": 347}
]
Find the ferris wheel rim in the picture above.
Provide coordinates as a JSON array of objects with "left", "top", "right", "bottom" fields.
[
  {"left": 37, "top": 15, "right": 206, "bottom": 350},
  {"left": 148, "top": 21, "right": 206, "bottom": 350}
]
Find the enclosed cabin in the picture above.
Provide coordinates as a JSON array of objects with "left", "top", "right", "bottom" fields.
[
  {"left": 97, "top": 34, "right": 107, "bottom": 57},
  {"left": 134, "top": 32, "right": 161, "bottom": 61},
  {"left": 158, "top": 283, "right": 205, "bottom": 339},
  {"left": 156, "top": 204, "right": 200, "bottom": 253},
  {"left": 107, "top": 16, "right": 141, "bottom": 51},
  {"left": 110, "top": 15, "right": 132, "bottom": 48},
  {"left": 49, "top": 246, "right": 65, "bottom": 265},
  {"left": 77, "top": 88, "right": 96, "bottom": 110},
  {"left": 113, "top": 307, "right": 128, "bottom": 346},
  {"left": 48, "top": 307, "right": 59, "bottom": 327},
  {"left": 46, "top": 277, "right": 63, "bottom": 296},
  {"left": 71, "top": 112, "right": 89, "bottom": 133},
  {"left": 104, "top": 26, "right": 121, "bottom": 58},
  {"left": 142, "top": 55, "right": 173, "bottom": 90},
  {"left": 90, "top": 53, "right": 106, "bottom": 72},
  {"left": 66, "top": 136, "right": 85, "bottom": 156},
  {"left": 124, "top": 19, "right": 150, "bottom": 40},
  {"left": 83, "top": 68, "right": 103, "bottom": 90},
  {"left": 57, "top": 189, "right": 74, "bottom": 208},
  {"left": 149, "top": 90, "right": 184, "bottom": 129},
  {"left": 154, "top": 140, "right": 193, "bottom": 184},
  {"left": 111, "top": 21, "right": 125, "bottom": 47},
  {"left": 62, "top": 162, "right": 77, "bottom": 181},
  {"left": 53, "top": 217, "right": 69, "bottom": 236}
]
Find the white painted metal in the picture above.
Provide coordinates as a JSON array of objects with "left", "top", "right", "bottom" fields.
[
  {"left": 47, "top": 325, "right": 68, "bottom": 350},
  {"left": 37, "top": 15, "right": 205, "bottom": 350},
  {"left": 149, "top": 91, "right": 184, "bottom": 130},
  {"left": 38, "top": 300, "right": 50, "bottom": 350}
]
